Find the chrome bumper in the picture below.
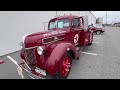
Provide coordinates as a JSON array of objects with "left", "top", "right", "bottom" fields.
[
  {"left": 17, "top": 62, "right": 46, "bottom": 79},
  {"left": 22, "top": 67, "right": 45, "bottom": 79}
]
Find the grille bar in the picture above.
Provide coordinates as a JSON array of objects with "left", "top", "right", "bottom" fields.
[{"left": 23, "top": 48, "right": 37, "bottom": 70}]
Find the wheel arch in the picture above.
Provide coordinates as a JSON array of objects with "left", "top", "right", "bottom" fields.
[{"left": 67, "top": 50, "right": 75, "bottom": 59}]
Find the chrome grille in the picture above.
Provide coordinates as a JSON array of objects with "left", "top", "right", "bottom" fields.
[
  {"left": 23, "top": 48, "right": 37, "bottom": 70},
  {"left": 42, "top": 35, "right": 65, "bottom": 44}
]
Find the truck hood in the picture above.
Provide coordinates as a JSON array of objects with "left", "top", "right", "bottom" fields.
[{"left": 23, "top": 29, "right": 68, "bottom": 48}]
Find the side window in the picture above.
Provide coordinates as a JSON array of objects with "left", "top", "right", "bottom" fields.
[
  {"left": 72, "top": 18, "right": 79, "bottom": 28},
  {"left": 57, "top": 19, "right": 70, "bottom": 28},
  {"left": 80, "top": 18, "right": 84, "bottom": 29},
  {"left": 49, "top": 21, "right": 55, "bottom": 29}
]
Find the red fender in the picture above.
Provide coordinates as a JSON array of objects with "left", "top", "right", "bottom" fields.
[{"left": 44, "top": 41, "right": 79, "bottom": 75}]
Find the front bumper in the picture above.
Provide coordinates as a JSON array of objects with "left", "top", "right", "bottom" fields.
[
  {"left": 96, "top": 28, "right": 102, "bottom": 30},
  {"left": 17, "top": 62, "right": 46, "bottom": 79}
]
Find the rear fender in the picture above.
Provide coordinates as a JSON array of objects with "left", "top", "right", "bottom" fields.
[{"left": 44, "top": 41, "right": 79, "bottom": 75}]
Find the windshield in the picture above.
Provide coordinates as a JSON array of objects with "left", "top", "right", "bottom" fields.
[
  {"left": 49, "top": 19, "right": 70, "bottom": 30},
  {"left": 96, "top": 24, "right": 100, "bottom": 26},
  {"left": 95, "top": 24, "right": 103, "bottom": 28},
  {"left": 89, "top": 25, "right": 93, "bottom": 28}
]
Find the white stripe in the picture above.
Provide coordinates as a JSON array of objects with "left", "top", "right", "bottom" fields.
[
  {"left": 81, "top": 52, "right": 97, "bottom": 56},
  {"left": 92, "top": 42, "right": 99, "bottom": 43},
  {"left": 7, "top": 56, "right": 19, "bottom": 66},
  {"left": 93, "top": 37, "right": 100, "bottom": 38}
]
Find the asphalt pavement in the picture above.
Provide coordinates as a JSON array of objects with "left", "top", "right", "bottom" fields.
[{"left": 1, "top": 26, "right": 120, "bottom": 79}]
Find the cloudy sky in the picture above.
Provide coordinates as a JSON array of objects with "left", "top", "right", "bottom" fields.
[{"left": 91, "top": 11, "right": 120, "bottom": 24}]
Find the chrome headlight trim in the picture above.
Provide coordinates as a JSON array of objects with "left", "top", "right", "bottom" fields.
[
  {"left": 37, "top": 46, "right": 43, "bottom": 55},
  {"left": 19, "top": 42, "right": 23, "bottom": 49}
]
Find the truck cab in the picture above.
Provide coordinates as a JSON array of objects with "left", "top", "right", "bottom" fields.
[{"left": 18, "top": 15, "right": 93, "bottom": 79}]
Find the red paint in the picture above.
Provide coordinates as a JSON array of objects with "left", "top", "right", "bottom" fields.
[
  {"left": 88, "top": 25, "right": 97, "bottom": 32},
  {"left": 44, "top": 41, "right": 78, "bottom": 75},
  {"left": 0, "top": 60, "right": 4, "bottom": 64},
  {"left": 20, "top": 15, "right": 93, "bottom": 77}
]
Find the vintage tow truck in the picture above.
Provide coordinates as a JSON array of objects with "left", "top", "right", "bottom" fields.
[{"left": 18, "top": 15, "right": 93, "bottom": 79}]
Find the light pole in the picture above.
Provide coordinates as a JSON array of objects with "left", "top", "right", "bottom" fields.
[
  {"left": 56, "top": 11, "right": 58, "bottom": 16},
  {"left": 114, "top": 18, "right": 116, "bottom": 23},
  {"left": 106, "top": 11, "right": 107, "bottom": 25},
  {"left": 79, "top": 11, "right": 80, "bottom": 16}
]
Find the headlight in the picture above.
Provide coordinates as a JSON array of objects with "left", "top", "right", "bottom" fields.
[{"left": 37, "top": 46, "right": 43, "bottom": 55}]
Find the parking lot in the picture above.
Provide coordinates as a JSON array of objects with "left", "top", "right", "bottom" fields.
[{"left": 1, "top": 26, "right": 120, "bottom": 79}]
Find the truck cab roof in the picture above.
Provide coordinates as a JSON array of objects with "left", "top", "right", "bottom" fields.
[{"left": 50, "top": 15, "right": 84, "bottom": 20}]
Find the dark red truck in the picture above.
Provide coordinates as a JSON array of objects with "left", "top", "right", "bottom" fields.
[{"left": 18, "top": 15, "right": 93, "bottom": 79}]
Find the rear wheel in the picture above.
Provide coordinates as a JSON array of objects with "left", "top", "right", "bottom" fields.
[
  {"left": 96, "top": 30, "right": 101, "bottom": 35},
  {"left": 56, "top": 53, "right": 72, "bottom": 79}
]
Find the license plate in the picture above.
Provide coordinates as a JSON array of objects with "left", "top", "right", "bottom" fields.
[
  {"left": 35, "top": 68, "right": 46, "bottom": 76},
  {"left": 17, "top": 66, "right": 24, "bottom": 79},
  {"left": 97, "top": 29, "right": 102, "bottom": 30}
]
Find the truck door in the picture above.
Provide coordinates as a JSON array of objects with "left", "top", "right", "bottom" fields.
[
  {"left": 70, "top": 18, "right": 81, "bottom": 46},
  {"left": 84, "top": 27, "right": 90, "bottom": 45},
  {"left": 82, "top": 16, "right": 90, "bottom": 45}
]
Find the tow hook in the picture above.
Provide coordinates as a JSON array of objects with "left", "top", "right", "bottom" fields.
[{"left": 17, "top": 64, "right": 24, "bottom": 79}]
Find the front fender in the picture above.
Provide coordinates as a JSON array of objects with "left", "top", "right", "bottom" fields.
[
  {"left": 20, "top": 48, "right": 25, "bottom": 60},
  {"left": 44, "top": 41, "right": 78, "bottom": 75}
]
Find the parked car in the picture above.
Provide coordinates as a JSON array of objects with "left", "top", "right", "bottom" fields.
[{"left": 94, "top": 24, "right": 105, "bottom": 34}]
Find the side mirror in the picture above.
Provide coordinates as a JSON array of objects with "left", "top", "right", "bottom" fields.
[{"left": 72, "top": 25, "right": 76, "bottom": 28}]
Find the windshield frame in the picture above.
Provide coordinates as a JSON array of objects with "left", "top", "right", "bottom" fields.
[{"left": 48, "top": 18, "right": 70, "bottom": 30}]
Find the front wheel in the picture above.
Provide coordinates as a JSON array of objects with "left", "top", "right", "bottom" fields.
[{"left": 56, "top": 53, "right": 72, "bottom": 79}]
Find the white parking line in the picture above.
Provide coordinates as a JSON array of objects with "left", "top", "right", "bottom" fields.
[
  {"left": 92, "top": 42, "right": 99, "bottom": 43},
  {"left": 7, "top": 55, "right": 38, "bottom": 79},
  {"left": 93, "top": 37, "right": 100, "bottom": 39},
  {"left": 7, "top": 55, "right": 19, "bottom": 66},
  {"left": 81, "top": 52, "right": 97, "bottom": 56}
]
